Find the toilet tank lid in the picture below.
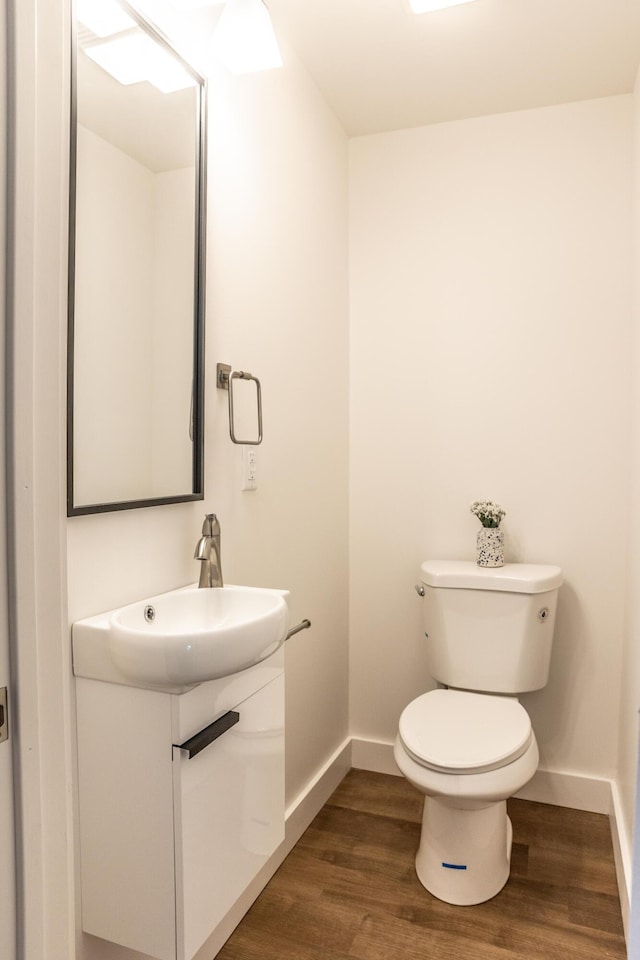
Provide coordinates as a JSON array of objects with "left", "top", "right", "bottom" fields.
[{"left": 420, "top": 560, "right": 563, "bottom": 594}]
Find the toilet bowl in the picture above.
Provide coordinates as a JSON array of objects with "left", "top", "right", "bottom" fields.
[{"left": 394, "top": 687, "right": 539, "bottom": 905}]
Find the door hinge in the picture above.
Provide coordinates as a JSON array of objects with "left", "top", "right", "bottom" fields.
[{"left": 0, "top": 687, "right": 8, "bottom": 744}]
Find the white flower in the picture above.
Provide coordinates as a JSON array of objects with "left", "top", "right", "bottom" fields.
[{"left": 470, "top": 500, "right": 506, "bottom": 529}]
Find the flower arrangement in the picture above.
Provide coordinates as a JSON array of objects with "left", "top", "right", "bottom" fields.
[{"left": 470, "top": 500, "right": 506, "bottom": 529}]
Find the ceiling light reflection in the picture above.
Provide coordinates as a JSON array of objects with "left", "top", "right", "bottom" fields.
[
  {"left": 84, "top": 32, "right": 197, "bottom": 93},
  {"left": 76, "top": 0, "right": 136, "bottom": 37}
]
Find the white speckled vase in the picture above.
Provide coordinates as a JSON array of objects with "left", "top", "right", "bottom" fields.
[{"left": 476, "top": 527, "right": 504, "bottom": 567}]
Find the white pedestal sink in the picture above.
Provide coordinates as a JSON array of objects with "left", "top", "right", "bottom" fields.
[{"left": 72, "top": 583, "right": 290, "bottom": 693}]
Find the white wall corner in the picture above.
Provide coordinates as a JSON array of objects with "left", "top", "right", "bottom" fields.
[{"left": 351, "top": 736, "right": 400, "bottom": 776}]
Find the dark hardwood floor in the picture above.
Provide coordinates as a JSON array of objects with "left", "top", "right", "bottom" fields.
[{"left": 216, "top": 769, "right": 627, "bottom": 960}]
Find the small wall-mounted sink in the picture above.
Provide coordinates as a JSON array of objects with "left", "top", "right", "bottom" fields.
[{"left": 72, "top": 584, "right": 290, "bottom": 693}]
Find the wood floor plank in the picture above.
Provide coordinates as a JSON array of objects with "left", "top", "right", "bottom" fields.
[
  {"left": 328, "top": 768, "right": 424, "bottom": 824},
  {"left": 215, "top": 770, "right": 627, "bottom": 960}
]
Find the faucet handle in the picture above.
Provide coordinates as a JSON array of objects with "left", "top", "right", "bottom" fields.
[{"left": 202, "top": 513, "right": 220, "bottom": 536}]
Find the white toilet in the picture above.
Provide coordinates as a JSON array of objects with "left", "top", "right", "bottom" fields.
[{"left": 394, "top": 560, "right": 562, "bottom": 906}]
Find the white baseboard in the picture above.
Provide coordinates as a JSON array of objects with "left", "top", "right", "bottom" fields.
[
  {"left": 350, "top": 735, "right": 614, "bottom": 812},
  {"left": 514, "top": 767, "right": 612, "bottom": 813},
  {"left": 196, "top": 737, "right": 352, "bottom": 960},
  {"left": 610, "top": 779, "right": 632, "bottom": 939},
  {"left": 285, "top": 736, "right": 353, "bottom": 831}
]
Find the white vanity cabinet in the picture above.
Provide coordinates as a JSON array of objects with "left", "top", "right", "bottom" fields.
[{"left": 75, "top": 651, "right": 284, "bottom": 960}]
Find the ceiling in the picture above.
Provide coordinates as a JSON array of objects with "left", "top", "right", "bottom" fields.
[
  {"left": 77, "top": 51, "right": 197, "bottom": 172},
  {"left": 266, "top": 0, "right": 640, "bottom": 137}
]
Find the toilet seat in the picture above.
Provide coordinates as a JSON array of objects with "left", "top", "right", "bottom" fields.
[{"left": 399, "top": 689, "right": 532, "bottom": 775}]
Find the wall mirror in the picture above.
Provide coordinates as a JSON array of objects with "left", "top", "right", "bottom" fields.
[{"left": 67, "top": 0, "right": 206, "bottom": 516}]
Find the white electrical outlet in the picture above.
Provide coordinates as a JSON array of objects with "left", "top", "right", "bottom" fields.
[{"left": 241, "top": 446, "right": 258, "bottom": 491}]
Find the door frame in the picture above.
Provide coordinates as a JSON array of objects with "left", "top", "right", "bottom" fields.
[
  {"left": 1, "top": 4, "right": 16, "bottom": 957},
  {"left": 6, "top": 0, "right": 74, "bottom": 957}
]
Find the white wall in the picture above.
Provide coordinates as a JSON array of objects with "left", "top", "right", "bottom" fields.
[
  {"left": 349, "top": 98, "right": 634, "bottom": 789},
  {"left": 68, "top": 37, "right": 350, "bottom": 960},
  {"left": 203, "top": 64, "right": 350, "bottom": 804},
  {"left": 620, "top": 65, "right": 640, "bottom": 934}
]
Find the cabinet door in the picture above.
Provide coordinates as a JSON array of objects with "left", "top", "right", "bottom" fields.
[
  {"left": 76, "top": 680, "right": 177, "bottom": 960},
  {"left": 173, "top": 673, "right": 285, "bottom": 960}
]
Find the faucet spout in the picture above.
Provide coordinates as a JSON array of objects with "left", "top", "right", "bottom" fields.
[{"left": 194, "top": 513, "right": 223, "bottom": 588}]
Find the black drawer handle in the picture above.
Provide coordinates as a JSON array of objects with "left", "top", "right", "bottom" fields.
[{"left": 175, "top": 710, "right": 240, "bottom": 759}]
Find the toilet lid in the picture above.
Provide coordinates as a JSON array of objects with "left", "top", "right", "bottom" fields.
[{"left": 399, "top": 689, "right": 533, "bottom": 774}]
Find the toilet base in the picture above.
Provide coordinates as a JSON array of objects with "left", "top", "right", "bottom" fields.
[{"left": 415, "top": 797, "right": 513, "bottom": 905}]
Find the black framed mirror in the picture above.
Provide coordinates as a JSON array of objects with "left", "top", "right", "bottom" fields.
[{"left": 67, "top": 0, "right": 206, "bottom": 516}]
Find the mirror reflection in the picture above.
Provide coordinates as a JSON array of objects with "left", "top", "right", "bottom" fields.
[{"left": 68, "top": 2, "right": 205, "bottom": 515}]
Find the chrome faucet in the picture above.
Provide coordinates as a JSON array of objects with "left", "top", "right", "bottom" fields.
[{"left": 194, "top": 513, "right": 224, "bottom": 588}]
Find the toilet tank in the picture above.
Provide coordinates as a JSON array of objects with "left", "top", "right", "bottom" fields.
[{"left": 420, "top": 561, "right": 563, "bottom": 694}]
